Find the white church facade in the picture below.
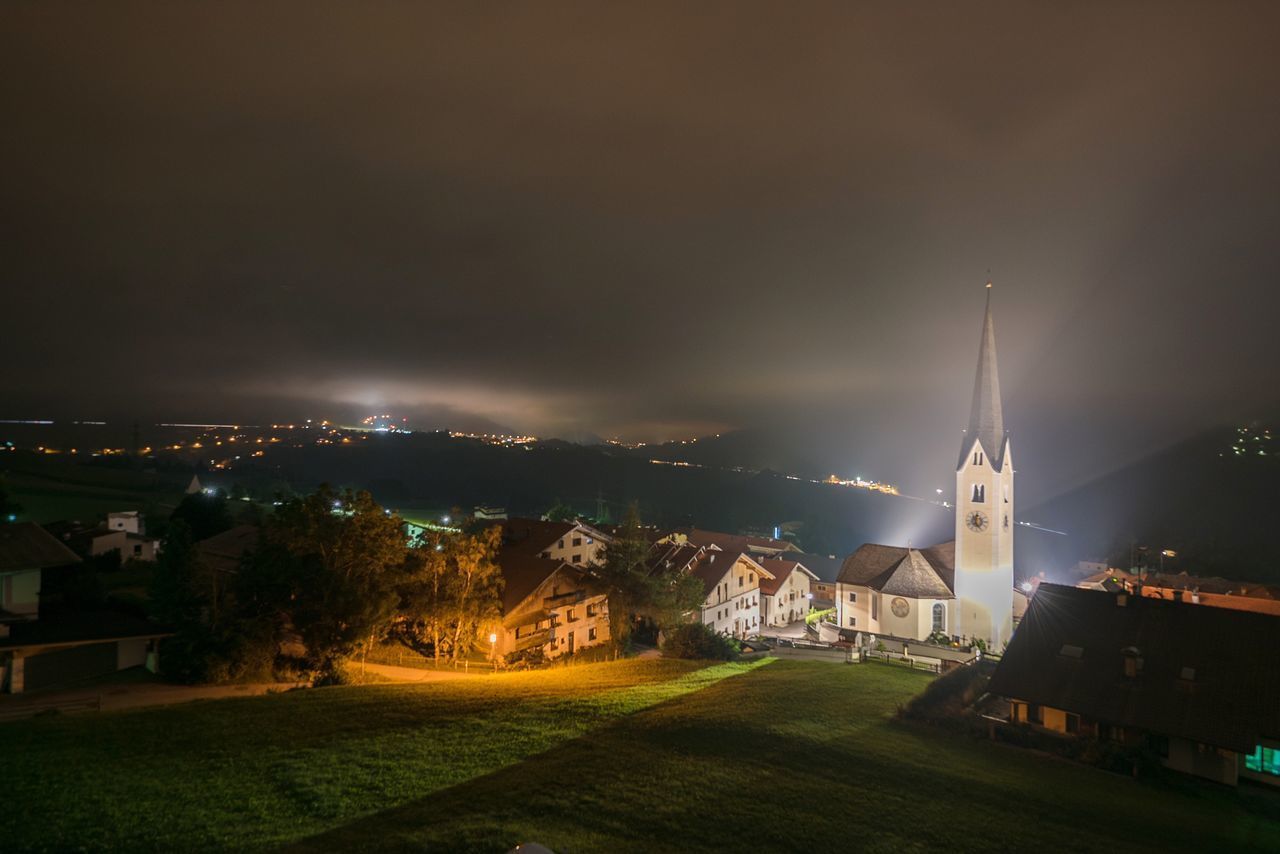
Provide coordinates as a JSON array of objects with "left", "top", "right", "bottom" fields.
[{"left": 836, "top": 284, "right": 1016, "bottom": 649}]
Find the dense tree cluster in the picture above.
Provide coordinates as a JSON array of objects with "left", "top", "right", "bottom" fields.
[{"left": 153, "top": 485, "right": 503, "bottom": 684}]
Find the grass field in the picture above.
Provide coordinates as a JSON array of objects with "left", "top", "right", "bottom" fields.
[{"left": 9, "top": 659, "right": 1279, "bottom": 852}]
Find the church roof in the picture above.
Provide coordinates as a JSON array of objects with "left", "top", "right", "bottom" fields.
[
  {"left": 959, "top": 284, "right": 1008, "bottom": 471},
  {"left": 837, "top": 541, "right": 955, "bottom": 599}
]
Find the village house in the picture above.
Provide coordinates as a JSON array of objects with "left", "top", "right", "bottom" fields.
[
  {"left": 788, "top": 551, "right": 841, "bottom": 608},
  {"left": 491, "top": 552, "right": 610, "bottom": 660},
  {"left": 500, "top": 518, "right": 611, "bottom": 566},
  {"left": 660, "top": 527, "right": 797, "bottom": 561},
  {"left": 757, "top": 558, "right": 818, "bottom": 627},
  {"left": 0, "top": 523, "right": 170, "bottom": 693},
  {"left": 1078, "top": 568, "right": 1280, "bottom": 618},
  {"left": 690, "top": 549, "right": 773, "bottom": 639},
  {"left": 989, "top": 583, "right": 1280, "bottom": 787}
]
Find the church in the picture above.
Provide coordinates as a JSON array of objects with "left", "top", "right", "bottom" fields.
[{"left": 835, "top": 284, "right": 1016, "bottom": 649}]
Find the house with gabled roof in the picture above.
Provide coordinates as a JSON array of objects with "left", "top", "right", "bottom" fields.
[
  {"left": 500, "top": 518, "right": 611, "bottom": 567},
  {"left": 492, "top": 552, "right": 610, "bottom": 661},
  {"left": 1, "top": 523, "right": 170, "bottom": 693},
  {"left": 688, "top": 549, "right": 773, "bottom": 639},
  {"left": 989, "top": 583, "right": 1280, "bottom": 787},
  {"left": 758, "top": 558, "right": 818, "bottom": 627}
]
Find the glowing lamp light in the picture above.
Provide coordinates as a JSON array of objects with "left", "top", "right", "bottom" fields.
[
  {"left": 1161, "top": 549, "right": 1177, "bottom": 558},
  {"left": 1020, "top": 581, "right": 1033, "bottom": 593},
  {"left": 441, "top": 515, "right": 451, "bottom": 524},
  {"left": 488, "top": 633, "right": 498, "bottom": 644}
]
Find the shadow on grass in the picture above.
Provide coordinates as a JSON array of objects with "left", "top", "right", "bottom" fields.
[{"left": 283, "top": 660, "right": 1278, "bottom": 854}]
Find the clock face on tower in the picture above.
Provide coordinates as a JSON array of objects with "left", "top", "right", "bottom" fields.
[
  {"left": 965, "top": 510, "right": 989, "bottom": 532},
  {"left": 890, "top": 597, "right": 909, "bottom": 618}
]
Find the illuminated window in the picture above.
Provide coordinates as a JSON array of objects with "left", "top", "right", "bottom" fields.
[
  {"left": 972, "top": 484, "right": 986, "bottom": 503},
  {"left": 1245, "top": 745, "right": 1280, "bottom": 776},
  {"left": 931, "top": 603, "right": 945, "bottom": 633}
]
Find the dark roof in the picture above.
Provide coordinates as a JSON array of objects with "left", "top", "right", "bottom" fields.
[
  {"left": 645, "top": 542, "right": 707, "bottom": 576},
  {"left": 688, "top": 550, "right": 772, "bottom": 598},
  {"left": 195, "top": 525, "right": 259, "bottom": 574},
  {"left": 500, "top": 518, "right": 608, "bottom": 557},
  {"left": 673, "top": 528, "right": 795, "bottom": 556},
  {"left": 837, "top": 541, "right": 954, "bottom": 598},
  {"left": 988, "top": 584, "right": 1280, "bottom": 753},
  {"left": 0, "top": 523, "right": 82, "bottom": 573},
  {"left": 789, "top": 552, "right": 843, "bottom": 583},
  {"left": 497, "top": 551, "right": 585, "bottom": 615},
  {"left": 758, "top": 559, "right": 816, "bottom": 595},
  {"left": 0, "top": 608, "right": 171, "bottom": 650}
]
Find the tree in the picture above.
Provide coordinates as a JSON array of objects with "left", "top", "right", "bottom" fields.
[
  {"left": 255, "top": 486, "right": 406, "bottom": 681},
  {"left": 441, "top": 525, "right": 504, "bottom": 665},
  {"left": 393, "top": 531, "right": 452, "bottom": 662},
  {"left": 170, "top": 491, "right": 233, "bottom": 541},
  {"left": 593, "top": 505, "right": 662, "bottom": 658},
  {"left": 0, "top": 486, "right": 22, "bottom": 523},
  {"left": 544, "top": 499, "right": 576, "bottom": 522},
  {"left": 393, "top": 526, "right": 504, "bottom": 666}
]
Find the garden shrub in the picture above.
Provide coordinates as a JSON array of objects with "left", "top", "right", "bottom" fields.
[{"left": 661, "top": 623, "right": 739, "bottom": 661}]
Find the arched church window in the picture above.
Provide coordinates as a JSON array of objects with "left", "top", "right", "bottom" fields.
[
  {"left": 932, "top": 603, "right": 945, "bottom": 633},
  {"left": 1003, "top": 514, "right": 1009, "bottom": 530},
  {"left": 972, "top": 484, "right": 985, "bottom": 503},
  {"left": 972, "top": 451, "right": 983, "bottom": 466}
]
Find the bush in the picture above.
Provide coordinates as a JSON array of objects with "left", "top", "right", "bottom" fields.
[
  {"left": 503, "top": 646, "right": 547, "bottom": 670},
  {"left": 899, "top": 663, "right": 990, "bottom": 725},
  {"left": 661, "top": 623, "right": 739, "bottom": 661}
]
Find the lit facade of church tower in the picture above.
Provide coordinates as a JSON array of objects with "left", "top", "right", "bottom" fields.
[{"left": 953, "top": 284, "right": 1015, "bottom": 648}]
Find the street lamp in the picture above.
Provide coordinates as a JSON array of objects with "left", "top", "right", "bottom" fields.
[{"left": 1159, "top": 549, "right": 1177, "bottom": 573}]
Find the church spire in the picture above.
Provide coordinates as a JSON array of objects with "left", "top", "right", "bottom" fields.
[{"left": 963, "top": 281, "right": 1005, "bottom": 468}]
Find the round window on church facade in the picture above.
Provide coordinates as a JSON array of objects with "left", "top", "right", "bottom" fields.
[{"left": 890, "top": 597, "right": 909, "bottom": 618}]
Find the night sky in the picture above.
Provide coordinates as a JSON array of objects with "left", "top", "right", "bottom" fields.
[{"left": 5, "top": 3, "right": 1279, "bottom": 503}]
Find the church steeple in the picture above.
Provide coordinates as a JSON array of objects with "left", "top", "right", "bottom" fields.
[{"left": 962, "top": 281, "right": 1005, "bottom": 470}]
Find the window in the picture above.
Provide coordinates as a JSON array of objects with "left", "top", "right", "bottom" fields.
[
  {"left": 1245, "top": 745, "right": 1280, "bottom": 777},
  {"left": 973, "top": 451, "right": 983, "bottom": 466},
  {"left": 586, "top": 536, "right": 594, "bottom": 544},
  {"left": 848, "top": 617, "right": 856, "bottom": 627},
  {"left": 931, "top": 603, "right": 945, "bottom": 633},
  {"left": 539, "top": 551, "right": 551, "bottom": 559},
  {"left": 1065, "top": 713, "right": 1080, "bottom": 734},
  {"left": 1027, "top": 704, "right": 1043, "bottom": 725},
  {"left": 749, "top": 573, "right": 755, "bottom": 583},
  {"left": 1003, "top": 514, "right": 1009, "bottom": 530},
  {"left": 558, "top": 539, "right": 565, "bottom": 549},
  {"left": 588, "top": 627, "right": 597, "bottom": 641},
  {"left": 572, "top": 536, "right": 582, "bottom": 547},
  {"left": 1003, "top": 484, "right": 1010, "bottom": 504},
  {"left": 849, "top": 592, "right": 858, "bottom": 603},
  {"left": 567, "top": 608, "right": 577, "bottom": 622},
  {"left": 972, "top": 484, "right": 985, "bottom": 503},
  {"left": 739, "top": 575, "right": 744, "bottom": 588},
  {"left": 871, "top": 595, "right": 878, "bottom": 620},
  {"left": 586, "top": 603, "right": 596, "bottom": 617},
  {"left": 571, "top": 554, "right": 582, "bottom": 564}
]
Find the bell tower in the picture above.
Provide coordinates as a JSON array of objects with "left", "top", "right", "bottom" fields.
[{"left": 953, "top": 282, "right": 1014, "bottom": 648}]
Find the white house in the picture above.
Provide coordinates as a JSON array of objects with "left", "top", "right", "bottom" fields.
[
  {"left": 691, "top": 549, "right": 773, "bottom": 639},
  {"left": 758, "top": 558, "right": 818, "bottom": 627},
  {"left": 501, "top": 518, "right": 611, "bottom": 567},
  {"left": 492, "top": 553, "right": 610, "bottom": 661},
  {"left": 1, "top": 523, "right": 169, "bottom": 693}
]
